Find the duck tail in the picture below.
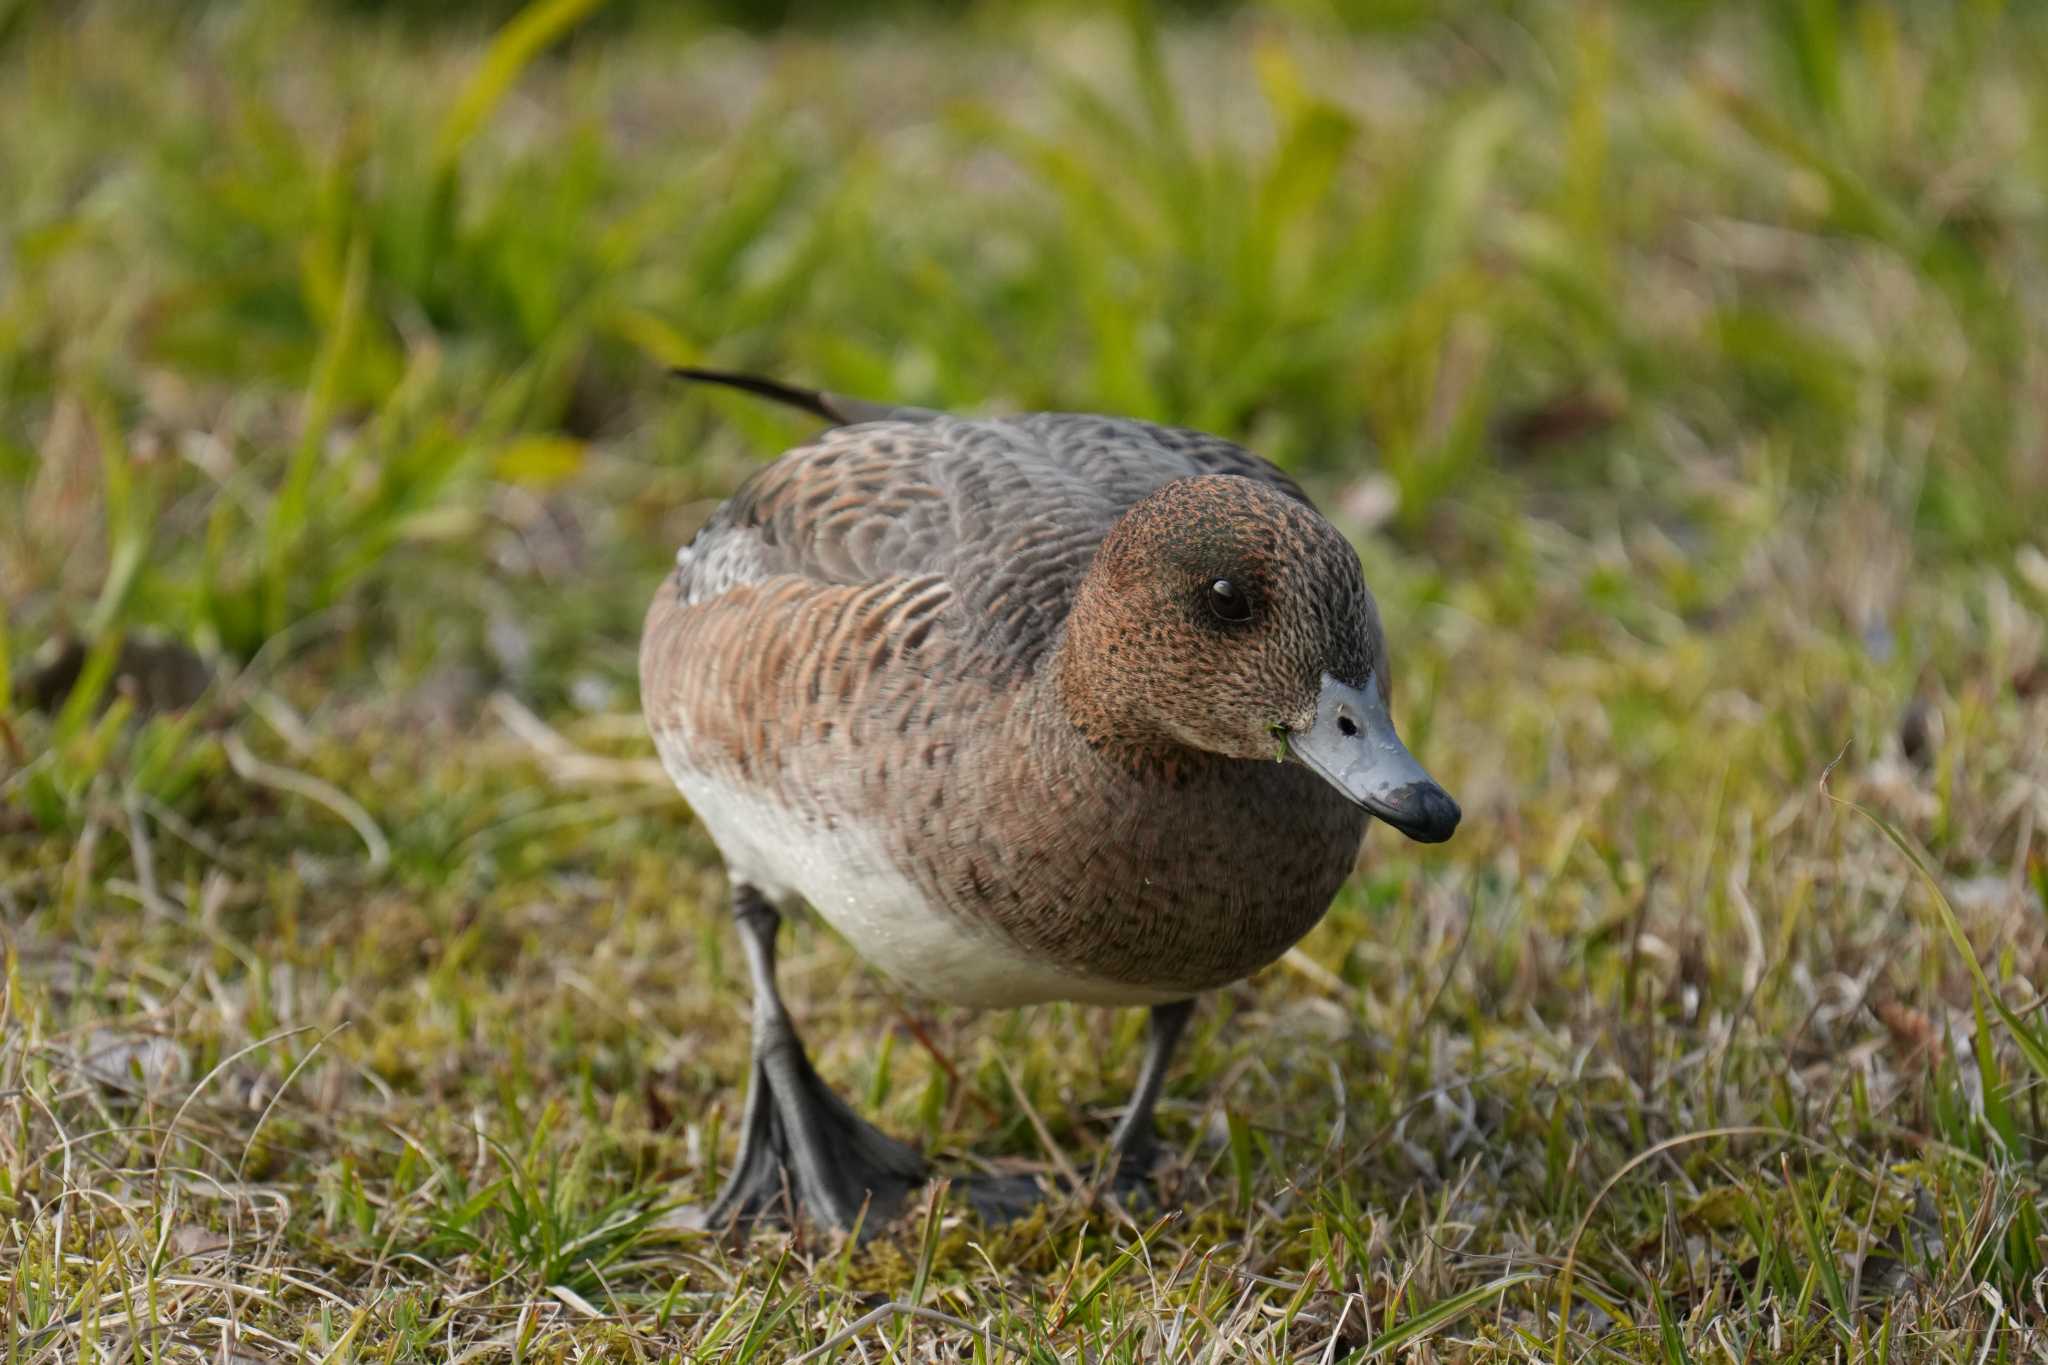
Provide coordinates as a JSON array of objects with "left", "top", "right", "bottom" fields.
[{"left": 670, "top": 367, "right": 936, "bottom": 427}]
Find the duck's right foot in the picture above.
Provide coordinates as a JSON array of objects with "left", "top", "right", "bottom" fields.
[
  {"left": 697, "top": 887, "right": 925, "bottom": 1239},
  {"left": 704, "top": 1023, "right": 927, "bottom": 1236}
]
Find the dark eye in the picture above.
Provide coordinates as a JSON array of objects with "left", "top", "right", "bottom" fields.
[{"left": 1207, "top": 578, "right": 1252, "bottom": 623}]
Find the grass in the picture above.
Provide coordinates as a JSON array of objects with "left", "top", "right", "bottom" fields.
[{"left": 3, "top": 0, "right": 2048, "bottom": 1358}]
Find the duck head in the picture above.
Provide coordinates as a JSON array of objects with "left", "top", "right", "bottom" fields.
[{"left": 1057, "top": 474, "right": 1460, "bottom": 844}]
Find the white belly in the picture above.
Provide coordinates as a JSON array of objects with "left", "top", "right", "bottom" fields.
[{"left": 663, "top": 760, "right": 1178, "bottom": 1009}]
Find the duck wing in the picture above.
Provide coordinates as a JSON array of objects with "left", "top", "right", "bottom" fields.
[{"left": 670, "top": 377, "right": 1312, "bottom": 675}]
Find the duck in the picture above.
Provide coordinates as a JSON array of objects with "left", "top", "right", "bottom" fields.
[{"left": 640, "top": 369, "right": 1460, "bottom": 1235}]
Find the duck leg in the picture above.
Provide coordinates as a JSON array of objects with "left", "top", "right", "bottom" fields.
[
  {"left": 702, "top": 886, "right": 926, "bottom": 1236},
  {"left": 1103, "top": 998, "right": 1195, "bottom": 1181},
  {"left": 960, "top": 997, "right": 1194, "bottom": 1223}
]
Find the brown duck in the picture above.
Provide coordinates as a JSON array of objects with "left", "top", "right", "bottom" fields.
[{"left": 641, "top": 370, "right": 1460, "bottom": 1233}]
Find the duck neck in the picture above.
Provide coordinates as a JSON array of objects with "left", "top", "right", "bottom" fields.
[{"left": 1043, "top": 624, "right": 1218, "bottom": 784}]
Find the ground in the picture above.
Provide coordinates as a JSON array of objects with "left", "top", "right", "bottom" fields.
[{"left": 4, "top": 1, "right": 2048, "bottom": 1360}]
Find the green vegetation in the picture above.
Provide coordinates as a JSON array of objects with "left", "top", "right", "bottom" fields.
[{"left": 4, "top": 0, "right": 2047, "bottom": 1358}]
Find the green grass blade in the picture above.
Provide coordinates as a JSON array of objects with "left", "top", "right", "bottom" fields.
[
  {"left": 1781, "top": 1156, "right": 1849, "bottom": 1328},
  {"left": 1831, "top": 792, "right": 2048, "bottom": 1084},
  {"left": 1350, "top": 1270, "right": 1542, "bottom": 1361},
  {"left": 264, "top": 231, "right": 369, "bottom": 640},
  {"left": 82, "top": 385, "right": 151, "bottom": 640},
  {"left": 1652, "top": 1282, "right": 1693, "bottom": 1365},
  {"left": 431, "top": 0, "right": 606, "bottom": 177},
  {"left": 50, "top": 630, "right": 125, "bottom": 748},
  {"left": 1052, "top": 1212, "right": 1174, "bottom": 1332},
  {"left": 1226, "top": 1108, "right": 1255, "bottom": 1215}
]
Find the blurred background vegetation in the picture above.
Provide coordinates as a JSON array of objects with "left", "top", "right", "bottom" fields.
[
  {"left": 8, "top": 0, "right": 2041, "bottom": 697},
  {"left": 3, "top": 0, "right": 2047, "bottom": 1358}
]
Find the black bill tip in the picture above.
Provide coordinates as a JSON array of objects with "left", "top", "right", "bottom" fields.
[{"left": 1370, "top": 780, "right": 1461, "bottom": 843}]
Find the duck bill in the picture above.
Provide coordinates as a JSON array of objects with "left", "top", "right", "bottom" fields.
[{"left": 1285, "top": 673, "right": 1461, "bottom": 843}]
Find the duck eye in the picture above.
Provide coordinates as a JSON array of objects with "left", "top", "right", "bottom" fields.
[{"left": 1207, "top": 578, "right": 1252, "bottom": 623}]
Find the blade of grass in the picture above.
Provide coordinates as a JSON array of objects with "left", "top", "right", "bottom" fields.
[
  {"left": 264, "top": 232, "right": 369, "bottom": 640},
  {"left": 1825, "top": 787, "right": 2048, "bottom": 1083},
  {"left": 82, "top": 386, "right": 151, "bottom": 640},
  {"left": 50, "top": 631, "right": 126, "bottom": 747},
  {"left": 431, "top": 0, "right": 606, "bottom": 178},
  {"left": 0, "top": 605, "right": 13, "bottom": 724},
  {"left": 1350, "top": 1270, "right": 1543, "bottom": 1361},
  {"left": 1781, "top": 1155, "right": 1849, "bottom": 1329},
  {"left": 1050, "top": 1210, "right": 1176, "bottom": 1333}
]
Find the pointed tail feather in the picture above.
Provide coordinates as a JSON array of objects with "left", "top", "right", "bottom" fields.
[{"left": 670, "top": 367, "right": 937, "bottom": 426}]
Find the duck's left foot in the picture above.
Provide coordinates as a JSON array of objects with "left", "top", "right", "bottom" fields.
[
  {"left": 956, "top": 1169, "right": 1051, "bottom": 1224},
  {"left": 954, "top": 1139, "right": 1171, "bottom": 1225},
  {"left": 958, "top": 998, "right": 1194, "bottom": 1226}
]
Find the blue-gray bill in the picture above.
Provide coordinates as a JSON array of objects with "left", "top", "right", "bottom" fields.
[{"left": 1284, "top": 673, "right": 1461, "bottom": 843}]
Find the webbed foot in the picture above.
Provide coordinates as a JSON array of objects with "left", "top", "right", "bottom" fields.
[
  {"left": 704, "top": 1026, "right": 926, "bottom": 1235},
  {"left": 698, "top": 889, "right": 926, "bottom": 1239}
]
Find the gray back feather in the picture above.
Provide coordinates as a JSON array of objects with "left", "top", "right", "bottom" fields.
[{"left": 676, "top": 413, "right": 1310, "bottom": 671}]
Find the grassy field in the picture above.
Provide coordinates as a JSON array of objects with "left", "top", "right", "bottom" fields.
[{"left": 5, "top": 0, "right": 2048, "bottom": 1358}]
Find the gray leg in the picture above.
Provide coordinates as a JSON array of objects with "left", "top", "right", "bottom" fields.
[
  {"left": 1104, "top": 998, "right": 1195, "bottom": 1178},
  {"left": 961, "top": 997, "right": 1195, "bottom": 1223},
  {"left": 703, "top": 887, "right": 925, "bottom": 1237}
]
